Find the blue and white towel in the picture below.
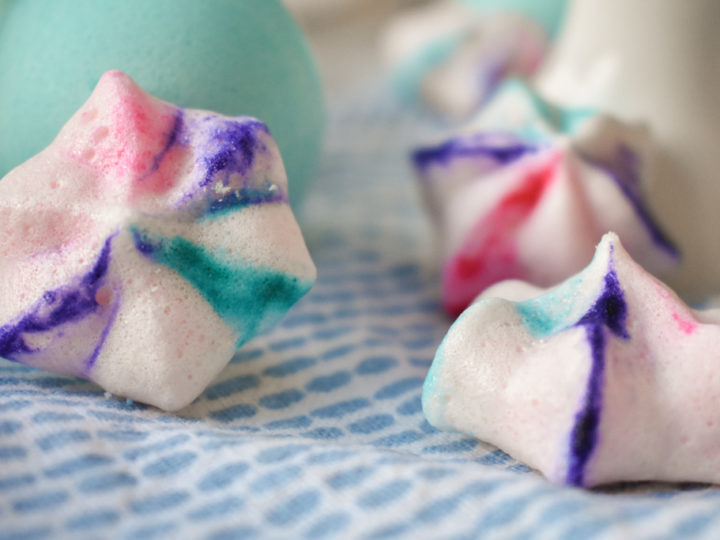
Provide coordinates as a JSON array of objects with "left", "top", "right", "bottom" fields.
[{"left": 1, "top": 82, "right": 719, "bottom": 540}]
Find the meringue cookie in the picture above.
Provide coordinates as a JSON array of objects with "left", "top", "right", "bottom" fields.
[
  {"left": 424, "top": 232, "right": 720, "bottom": 487},
  {"left": 413, "top": 80, "right": 678, "bottom": 316},
  {"left": 0, "top": 71, "right": 316, "bottom": 411},
  {"left": 383, "top": 1, "right": 546, "bottom": 118}
]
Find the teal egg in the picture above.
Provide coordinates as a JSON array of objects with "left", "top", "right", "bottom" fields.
[
  {"left": 0, "top": 0, "right": 324, "bottom": 210},
  {"left": 0, "top": 0, "right": 11, "bottom": 19}
]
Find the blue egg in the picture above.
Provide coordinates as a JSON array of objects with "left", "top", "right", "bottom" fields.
[
  {"left": 0, "top": 0, "right": 324, "bottom": 210},
  {"left": 0, "top": 0, "right": 11, "bottom": 19}
]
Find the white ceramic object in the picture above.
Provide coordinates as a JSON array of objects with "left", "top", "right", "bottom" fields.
[{"left": 535, "top": 0, "right": 720, "bottom": 302}]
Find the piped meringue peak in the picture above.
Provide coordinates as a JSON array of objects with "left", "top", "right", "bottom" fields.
[
  {"left": 0, "top": 71, "right": 316, "bottom": 411},
  {"left": 423, "top": 232, "right": 720, "bottom": 487},
  {"left": 414, "top": 80, "right": 678, "bottom": 316}
]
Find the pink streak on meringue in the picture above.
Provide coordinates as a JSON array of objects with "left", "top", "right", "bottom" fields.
[{"left": 443, "top": 152, "right": 560, "bottom": 316}]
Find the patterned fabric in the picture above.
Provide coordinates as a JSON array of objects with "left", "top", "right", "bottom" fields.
[{"left": 1, "top": 83, "right": 718, "bottom": 540}]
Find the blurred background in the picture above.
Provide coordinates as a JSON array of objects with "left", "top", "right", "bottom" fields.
[{"left": 284, "top": 0, "right": 430, "bottom": 98}]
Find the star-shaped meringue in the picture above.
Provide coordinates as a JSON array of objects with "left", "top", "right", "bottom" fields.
[
  {"left": 0, "top": 71, "right": 316, "bottom": 411},
  {"left": 424, "top": 232, "right": 720, "bottom": 487},
  {"left": 414, "top": 80, "right": 678, "bottom": 316}
]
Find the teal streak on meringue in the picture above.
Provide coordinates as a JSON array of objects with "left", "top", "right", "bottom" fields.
[
  {"left": 393, "top": 33, "right": 465, "bottom": 105},
  {"left": 499, "top": 79, "right": 598, "bottom": 139},
  {"left": 515, "top": 246, "right": 608, "bottom": 339},
  {"left": 515, "top": 275, "right": 586, "bottom": 338},
  {"left": 130, "top": 227, "right": 313, "bottom": 347},
  {"left": 421, "top": 311, "right": 455, "bottom": 430},
  {"left": 526, "top": 91, "right": 596, "bottom": 136},
  {"left": 422, "top": 300, "right": 488, "bottom": 433},
  {"left": 459, "top": 0, "right": 569, "bottom": 38},
  {"left": 198, "top": 185, "right": 286, "bottom": 222}
]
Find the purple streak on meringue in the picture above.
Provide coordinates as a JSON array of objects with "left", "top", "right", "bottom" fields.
[
  {"left": 82, "top": 294, "right": 121, "bottom": 376},
  {"left": 0, "top": 234, "right": 117, "bottom": 364},
  {"left": 580, "top": 145, "right": 679, "bottom": 260},
  {"left": 567, "top": 250, "right": 629, "bottom": 486},
  {"left": 412, "top": 132, "right": 539, "bottom": 172},
  {"left": 146, "top": 109, "right": 186, "bottom": 175}
]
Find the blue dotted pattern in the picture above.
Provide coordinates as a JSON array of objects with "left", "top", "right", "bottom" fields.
[{"left": 0, "top": 81, "right": 718, "bottom": 540}]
